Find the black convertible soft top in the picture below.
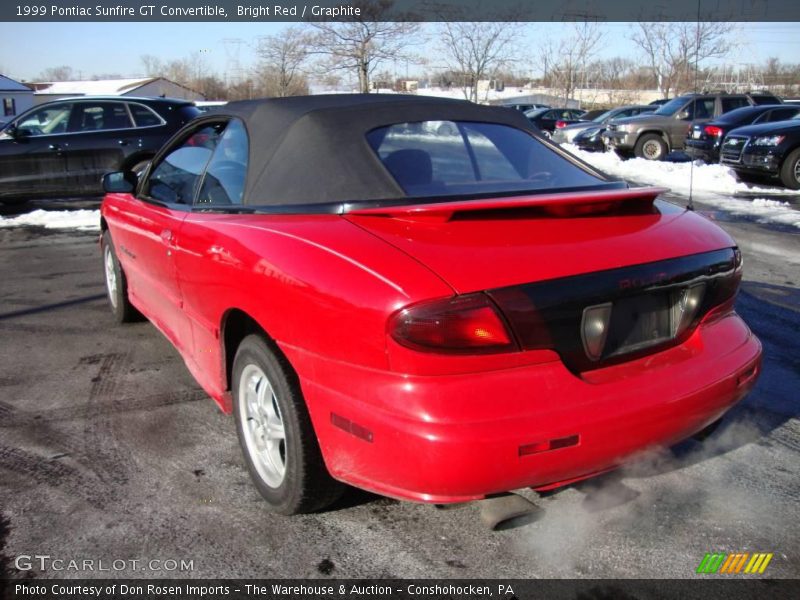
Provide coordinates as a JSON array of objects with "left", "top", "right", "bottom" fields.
[{"left": 210, "top": 94, "right": 549, "bottom": 207}]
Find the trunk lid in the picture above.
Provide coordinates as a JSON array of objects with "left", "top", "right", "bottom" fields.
[{"left": 344, "top": 188, "right": 735, "bottom": 294}]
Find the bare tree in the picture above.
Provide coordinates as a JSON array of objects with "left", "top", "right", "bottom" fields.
[
  {"left": 309, "top": 1, "right": 420, "bottom": 93},
  {"left": 256, "top": 26, "right": 312, "bottom": 97},
  {"left": 438, "top": 22, "right": 525, "bottom": 103},
  {"left": 540, "top": 22, "right": 601, "bottom": 104},
  {"left": 631, "top": 22, "right": 734, "bottom": 98},
  {"left": 38, "top": 66, "right": 74, "bottom": 81}
]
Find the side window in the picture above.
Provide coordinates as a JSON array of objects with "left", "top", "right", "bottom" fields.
[
  {"left": 69, "top": 102, "right": 133, "bottom": 132},
  {"left": 767, "top": 108, "right": 799, "bottom": 122},
  {"left": 721, "top": 97, "right": 749, "bottom": 113},
  {"left": 693, "top": 99, "right": 715, "bottom": 119},
  {"left": 15, "top": 103, "right": 72, "bottom": 136},
  {"left": 196, "top": 119, "right": 249, "bottom": 205},
  {"left": 145, "top": 123, "right": 224, "bottom": 205},
  {"left": 129, "top": 103, "right": 164, "bottom": 127}
]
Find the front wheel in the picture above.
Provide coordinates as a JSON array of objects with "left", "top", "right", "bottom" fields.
[
  {"left": 102, "top": 231, "right": 139, "bottom": 323},
  {"left": 232, "top": 334, "right": 344, "bottom": 514},
  {"left": 779, "top": 148, "right": 800, "bottom": 190},
  {"left": 634, "top": 133, "right": 668, "bottom": 161}
]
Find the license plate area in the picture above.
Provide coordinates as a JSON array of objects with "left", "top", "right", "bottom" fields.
[
  {"left": 602, "top": 292, "right": 674, "bottom": 358},
  {"left": 488, "top": 248, "right": 741, "bottom": 373}
]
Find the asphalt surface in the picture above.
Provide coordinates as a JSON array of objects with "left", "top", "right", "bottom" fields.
[{"left": 0, "top": 195, "right": 798, "bottom": 581}]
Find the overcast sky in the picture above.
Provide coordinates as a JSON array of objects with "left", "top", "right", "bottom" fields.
[{"left": 1, "top": 21, "right": 799, "bottom": 83}]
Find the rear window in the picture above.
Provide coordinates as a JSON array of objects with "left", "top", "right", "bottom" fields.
[
  {"left": 129, "top": 103, "right": 164, "bottom": 127},
  {"left": 366, "top": 121, "right": 603, "bottom": 198},
  {"left": 721, "top": 97, "right": 750, "bottom": 113},
  {"left": 750, "top": 95, "right": 781, "bottom": 105}
]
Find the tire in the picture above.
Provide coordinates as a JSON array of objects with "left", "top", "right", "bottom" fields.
[
  {"left": 101, "top": 231, "right": 139, "bottom": 323},
  {"left": 779, "top": 148, "right": 800, "bottom": 190},
  {"left": 634, "top": 133, "right": 668, "bottom": 161},
  {"left": 541, "top": 129, "right": 552, "bottom": 139},
  {"left": 232, "top": 334, "right": 344, "bottom": 514}
]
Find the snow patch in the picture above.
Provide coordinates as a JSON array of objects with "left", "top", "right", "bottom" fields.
[
  {"left": 0, "top": 209, "right": 100, "bottom": 231},
  {"left": 564, "top": 144, "right": 800, "bottom": 229}
]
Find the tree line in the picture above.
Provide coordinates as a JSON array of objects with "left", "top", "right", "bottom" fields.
[{"left": 34, "top": 16, "right": 800, "bottom": 104}]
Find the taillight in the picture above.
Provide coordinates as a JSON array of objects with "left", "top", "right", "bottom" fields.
[
  {"left": 389, "top": 293, "right": 517, "bottom": 353},
  {"left": 704, "top": 125, "right": 723, "bottom": 137},
  {"left": 555, "top": 120, "right": 567, "bottom": 128}
]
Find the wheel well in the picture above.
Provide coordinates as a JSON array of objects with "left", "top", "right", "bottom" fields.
[
  {"left": 221, "top": 309, "right": 294, "bottom": 392},
  {"left": 638, "top": 130, "right": 670, "bottom": 148},
  {"left": 100, "top": 216, "right": 108, "bottom": 232},
  {"left": 782, "top": 144, "right": 800, "bottom": 164}
]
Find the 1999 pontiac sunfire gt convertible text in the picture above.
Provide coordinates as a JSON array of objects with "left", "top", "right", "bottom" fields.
[{"left": 100, "top": 94, "right": 762, "bottom": 514}]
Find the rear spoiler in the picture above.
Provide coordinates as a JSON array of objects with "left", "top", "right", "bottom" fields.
[{"left": 345, "top": 187, "right": 669, "bottom": 221}]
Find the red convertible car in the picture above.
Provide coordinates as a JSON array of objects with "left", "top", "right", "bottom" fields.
[{"left": 100, "top": 95, "right": 762, "bottom": 514}]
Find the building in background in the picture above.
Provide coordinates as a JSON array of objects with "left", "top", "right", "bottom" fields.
[
  {"left": 28, "top": 77, "right": 204, "bottom": 104},
  {"left": 0, "top": 75, "right": 34, "bottom": 123}
]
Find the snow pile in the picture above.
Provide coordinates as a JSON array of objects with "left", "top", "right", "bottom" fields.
[
  {"left": 723, "top": 198, "right": 800, "bottom": 229},
  {"left": 564, "top": 144, "right": 800, "bottom": 229},
  {"left": 0, "top": 209, "right": 100, "bottom": 231}
]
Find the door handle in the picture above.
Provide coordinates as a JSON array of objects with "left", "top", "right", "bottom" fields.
[
  {"left": 118, "top": 139, "right": 130, "bottom": 146},
  {"left": 48, "top": 143, "right": 62, "bottom": 152}
]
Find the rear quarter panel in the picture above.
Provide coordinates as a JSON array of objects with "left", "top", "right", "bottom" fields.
[{"left": 174, "top": 213, "right": 455, "bottom": 403}]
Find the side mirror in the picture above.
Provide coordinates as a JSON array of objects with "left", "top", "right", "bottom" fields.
[
  {"left": 102, "top": 171, "right": 137, "bottom": 194},
  {"left": 5, "top": 125, "right": 26, "bottom": 140},
  {"left": 677, "top": 110, "right": 690, "bottom": 120}
]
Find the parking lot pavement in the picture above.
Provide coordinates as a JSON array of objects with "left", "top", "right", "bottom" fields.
[{"left": 0, "top": 203, "right": 798, "bottom": 580}]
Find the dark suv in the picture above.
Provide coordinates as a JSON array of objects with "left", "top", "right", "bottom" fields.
[
  {"left": 605, "top": 92, "right": 781, "bottom": 160},
  {"left": 0, "top": 96, "right": 200, "bottom": 204},
  {"left": 685, "top": 104, "right": 800, "bottom": 163},
  {"left": 720, "top": 114, "right": 800, "bottom": 189}
]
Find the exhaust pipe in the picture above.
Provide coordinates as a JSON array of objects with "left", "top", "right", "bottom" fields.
[{"left": 478, "top": 492, "right": 542, "bottom": 531}]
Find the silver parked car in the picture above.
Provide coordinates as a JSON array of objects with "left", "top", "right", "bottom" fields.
[{"left": 551, "top": 105, "right": 656, "bottom": 144}]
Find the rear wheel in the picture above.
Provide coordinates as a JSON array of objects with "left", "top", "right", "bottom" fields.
[
  {"left": 634, "top": 133, "right": 667, "bottom": 161},
  {"left": 232, "top": 334, "right": 344, "bottom": 514},
  {"left": 779, "top": 148, "right": 800, "bottom": 190},
  {"left": 102, "top": 231, "right": 139, "bottom": 323}
]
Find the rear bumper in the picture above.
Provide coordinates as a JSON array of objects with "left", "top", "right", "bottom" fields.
[
  {"left": 283, "top": 313, "right": 761, "bottom": 503},
  {"left": 684, "top": 140, "right": 719, "bottom": 162}
]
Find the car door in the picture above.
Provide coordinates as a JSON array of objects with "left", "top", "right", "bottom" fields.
[
  {"left": 109, "top": 121, "right": 225, "bottom": 352},
  {"left": 671, "top": 97, "right": 715, "bottom": 147},
  {"left": 0, "top": 102, "right": 73, "bottom": 199},
  {"left": 63, "top": 100, "right": 136, "bottom": 195},
  {"left": 174, "top": 118, "right": 249, "bottom": 395}
]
